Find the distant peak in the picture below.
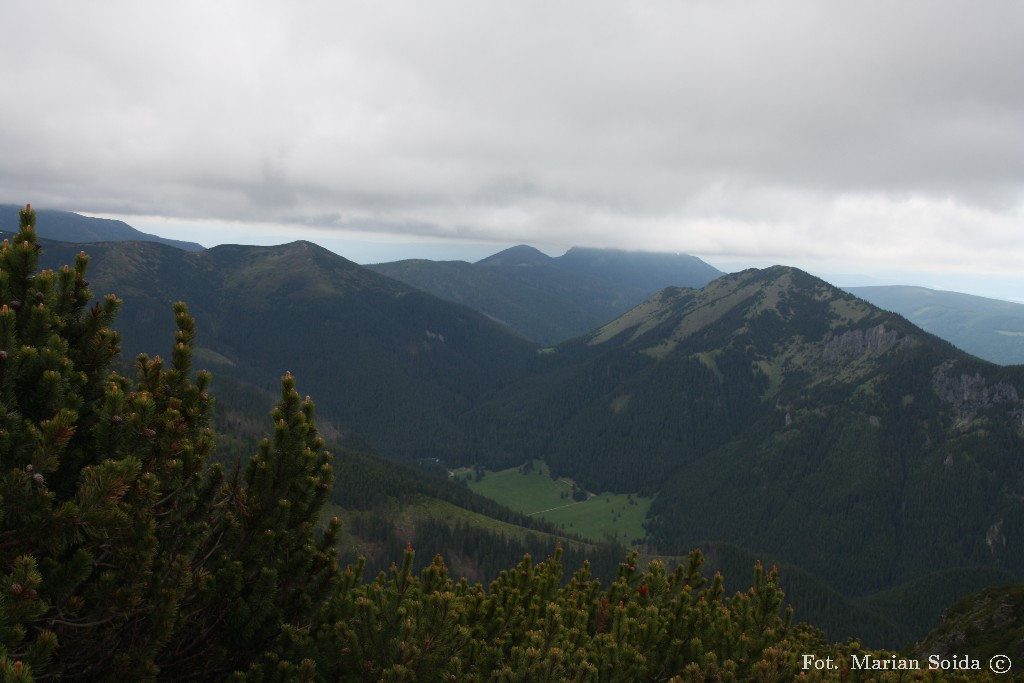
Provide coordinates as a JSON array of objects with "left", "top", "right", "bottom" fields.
[
  {"left": 208, "top": 239, "right": 360, "bottom": 269},
  {"left": 476, "top": 244, "right": 552, "bottom": 267}
]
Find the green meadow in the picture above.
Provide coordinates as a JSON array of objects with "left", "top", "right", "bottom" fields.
[{"left": 460, "top": 460, "right": 653, "bottom": 544}]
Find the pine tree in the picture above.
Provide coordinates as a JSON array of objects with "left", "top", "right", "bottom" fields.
[
  {"left": 0, "top": 203, "right": 144, "bottom": 678},
  {"left": 161, "top": 374, "right": 337, "bottom": 681},
  {"left": 0, "top": 204, "right": 226, "bottom": 678},
  {"left": 0, "top": 205, "right": 336, "bottom": 681}
]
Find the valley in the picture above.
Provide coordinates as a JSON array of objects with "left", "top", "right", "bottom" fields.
[{"left": 459, "top": 460, "right": 653, "bottom": 545}]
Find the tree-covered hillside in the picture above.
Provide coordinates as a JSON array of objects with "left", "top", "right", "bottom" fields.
[
  {"left": 463, "top": 267, "right": 1024, "bottom": 608},
  {"left": 29, "top": 236, "right": 540, "bottom": 464}
]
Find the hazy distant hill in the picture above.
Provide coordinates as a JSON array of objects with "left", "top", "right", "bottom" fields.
[
  {"left": 369, "top": 245, "right": 723, "bottom": 344},
  {"left": 0, "top": 203, "right": 204, "bottom": 251},
  {"left": 555, "top": 245, "right": 723, "bottom": 292},
  {"left": 847, "top": 285, "right": 1024, "bottom": 365}
]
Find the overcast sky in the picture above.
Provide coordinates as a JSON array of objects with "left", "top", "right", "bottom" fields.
[{"left": 2, "top": 1, "right": 1023, "bottom": 296}]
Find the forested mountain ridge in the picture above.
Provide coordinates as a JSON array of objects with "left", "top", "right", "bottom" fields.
[
  {"left": 366, "top": 257, "right": 602, "bottom": 345},
  {"left": 369, "top": 244, "right": 723, "bottom": 344},
  {"left": 462, "top": 266, "right": 1024, "bottom": 597},
  {"left": 462, "top": 266, "right": 932, "bottom": 489},
  {"left": 27, "top": 236, "right": 540, "bottom": 464}
]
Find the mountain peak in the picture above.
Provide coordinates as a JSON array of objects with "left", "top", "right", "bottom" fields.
[
  {"left": 476, "top": 244, "right": 552, "bottom": 267},
  {"left": 587, "top": 264, "right": 897, "bottom": 357}
]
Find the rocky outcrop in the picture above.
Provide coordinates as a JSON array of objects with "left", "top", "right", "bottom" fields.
[
  {"left": 822, "top": 324, "right": 916, "bottom": 362},
  {"left": 986, "top": 519, "right": 1007, "bottom": 553},
  {"left": 911, "top": 585, "right": 1024, "bottom": 665},
  {"left": 932, "top": 366, "right": 1024, "bottom": 423}
]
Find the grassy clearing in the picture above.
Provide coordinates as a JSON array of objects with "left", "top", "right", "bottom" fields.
[
  {"left": 756, "top": 359, "right": 783, "bottom": 398},
  {"left": 461, "top": 460, "right": 653, "bottom": 544},
  {"left": 692, "top": 350, "right": 723, "bottom": 381}
]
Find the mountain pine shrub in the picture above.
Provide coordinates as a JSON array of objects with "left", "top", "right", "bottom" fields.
[{"left": 0, "top": 205, "right": 333, "bottom": 680}]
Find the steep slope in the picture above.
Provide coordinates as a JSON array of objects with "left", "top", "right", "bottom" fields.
[
  {"left": 465, "top": 266, "right": 1024, "bottom": 596},
  {"left": 367, "top": 259, "right": 600, "bottom": 343},
  {"left": 462, "top": 267, "right": 848, "bottom": 489},
  {"left": 910, "top": 583, "right": 1024, "bottom": 672},
  {"left": 0, "top": 203, "right": 204, "bottom": 250},
  {"left": 847, "top": 285, "right": 1024, "bottom": 365},
  {"left": 369, "top": 245, "right": 723, "bottom": 344},
  {"left": 646, "top": 274, "right": 1024, "bottom": 593},
  {"left": 34, "top": 238, "right": 539, "bottom": 462}
]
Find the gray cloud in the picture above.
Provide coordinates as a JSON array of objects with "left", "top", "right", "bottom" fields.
[{"left": 1, "top": 0, "right": 1022, "bottom": 276}]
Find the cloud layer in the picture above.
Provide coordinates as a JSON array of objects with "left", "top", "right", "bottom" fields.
[{"left": 2, "top": 1, "right": 1022, "bottom": 276}]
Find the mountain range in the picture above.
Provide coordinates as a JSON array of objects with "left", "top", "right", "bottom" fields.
[
  {"left": 368, "top": 244, "right": 723, "bottom": 345},
  {"left": 11, "top": 204, "right": 1023, "bottom": 364},
  {"left": 371, "top": 247, "right": 1024, "bottom": 366},
  {"left": 6, "top": 204, "right": 1024, "bottom": 650},
  {"left": 462, "top": 266, "right": 1024, "bottom": 591},
  {"left": 0, "top": 203, "right": 205, "bottom": 251},
  {"left": 29, "top": 238, "right": 539, "bottom": 464}
]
